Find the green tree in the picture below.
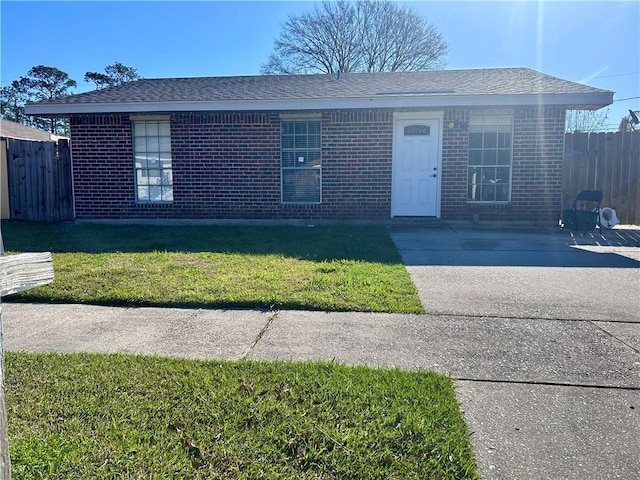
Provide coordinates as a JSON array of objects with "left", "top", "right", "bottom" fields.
[
  {"left": 0, "top": 78, "right": 30, "bottom": 124},
  {"left": 1, "top": 65, "right": 76, "bottom": 134},
  {"left": 85, "top": 61, "right": 141, "bottom": 89},
  {"left": 261, "top": 0, "right": 448, "bottom": 74},
  {"left": 83, "top": 71, "right": 112, "bottom": 90}
]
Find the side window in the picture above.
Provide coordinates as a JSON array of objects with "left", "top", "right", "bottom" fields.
[
  {"left": 133, "top": 120, "right": 173, "bottom": 203},
  {"left": 468, "top": 115, "right": 512, "bottom": 202},
  {"left": 281, "top": 119, "right": 321, "bottom": 203}
]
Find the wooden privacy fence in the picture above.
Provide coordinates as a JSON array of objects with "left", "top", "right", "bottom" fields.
[
  {"left": 3, "top": 138, "right": 74, "bottom": 222},
  {"left": 564, "top": 130, "right": 640, "bottom": 225}
]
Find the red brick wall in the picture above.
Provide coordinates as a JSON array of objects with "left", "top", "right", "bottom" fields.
[
  {"left": 70, "top": 114, "right": 134, "bottom": 218},
  {"left": 441, "top": 107, "right": 565, "bottom": 223},
  {"left": 441, "top": 109, "right": 470, "bottom": 219},
  {"left": 322, "top": 110, "right": 393, "bottom": 219},
  {"left": 69, "top": 107, "right": 565, "bottom": 222},
  {"left": 512, "top": 107, "right": 566, "bottom": 224},
  {"left": 170, "top": 112, "right": 281, "bottom": 219}
]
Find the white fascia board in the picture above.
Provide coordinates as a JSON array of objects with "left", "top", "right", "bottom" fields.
[{"left": 24, "top": 92, "right": 613, "bottom": 115}]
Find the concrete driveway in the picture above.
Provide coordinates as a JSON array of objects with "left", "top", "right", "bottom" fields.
[
  {"left": 388, "top": 225, "right": 639, "bottom": 322},
  {"left": 387, "top": 224, "right": 640, "bottom": 480}
]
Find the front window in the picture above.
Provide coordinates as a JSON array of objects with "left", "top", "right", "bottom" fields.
[
  {"left": 281, "top": 119, "right": 321, "bottom": 203},
  {"left": 133, "top": 120, "right": 173, "bottom": 203},
  {"left": 467, "top": 115, "right": 512, "bottom": 202}
]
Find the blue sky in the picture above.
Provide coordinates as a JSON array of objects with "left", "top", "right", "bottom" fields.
[{"left": 1, "top": 1, "right": 638, "bottom": 130}]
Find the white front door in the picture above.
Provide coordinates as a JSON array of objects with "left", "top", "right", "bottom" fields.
[{"left": 391, "top": 114, "right": 442, "bottom": 217}]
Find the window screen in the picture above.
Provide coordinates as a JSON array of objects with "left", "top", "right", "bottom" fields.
[
  {"left": 133, "top": 120, "right": 173, "bottom": 203},
  {"left": 281, "top": 119, "right": 321, "bottom": 203}
]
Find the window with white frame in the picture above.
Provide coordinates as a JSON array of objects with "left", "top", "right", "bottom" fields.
[
  {"left": 467, "top": 114, "right": 513, "bottom": 202},
  {"left": 133, "top": 119, "right": 173, "bottom": 203},
  {"left": 281, "top": 119, "right": 321, "bottom": 203}
]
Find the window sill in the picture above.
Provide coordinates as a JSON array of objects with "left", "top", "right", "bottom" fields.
[
  {"left": 467, "top": 201, "right": 511, "bottom": 206},
  {"left": 135, "top": 202, "right": 174, "bottom": 207}
]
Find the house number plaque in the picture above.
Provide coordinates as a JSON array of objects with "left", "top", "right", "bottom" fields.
[{"left": 404, "top": 125, "right": 430, "bottom": 136}]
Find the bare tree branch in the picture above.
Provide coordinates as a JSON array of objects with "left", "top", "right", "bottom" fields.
[
  {"left": 565, "top": 108, "right": 609, "bottom": 133},
  {"left": 261, "top": 0, "right": 447, "bottom": 75}
]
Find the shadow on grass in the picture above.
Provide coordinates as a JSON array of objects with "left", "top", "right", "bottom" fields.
[
  {"left": 2, "top": 221, "right": 401, "bottom": 263},
  {"left": 2, "top": 221, "right": 424, "bottom": 313},
  {"left": 5, "top": 296, "right": 414, "bottom": 313}
]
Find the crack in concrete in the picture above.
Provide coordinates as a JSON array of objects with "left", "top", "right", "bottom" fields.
[
  {"left": 422, "top": 312, "right": 639, "bottom": 323},
  {"left": 455, "top": 377, "right": 640, "bottom": 391},
  {"left": 588, "top": 319, "right": 640, "bottom": 355},
  {"left": 239, "top": 309, "right": 279, "bottom": 360}
]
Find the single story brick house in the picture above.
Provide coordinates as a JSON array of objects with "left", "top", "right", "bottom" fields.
[{"left": 25, "top": 68, "right": 612, "bottom": 223}]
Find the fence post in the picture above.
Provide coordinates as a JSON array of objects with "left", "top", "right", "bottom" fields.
[
  {"left": 0, "top": 221, "right": 5, "bottom": 479},
  {"left": 0, "top": 223, "right": 8, "bottom": 480}
]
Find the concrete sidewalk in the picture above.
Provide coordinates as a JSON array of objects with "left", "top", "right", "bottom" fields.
[
  {"left": 4, "top": 303, "right": 639, "bottom": 479},
  {"left": 3, "top": 225, "right": 640, "bottom": 479}
]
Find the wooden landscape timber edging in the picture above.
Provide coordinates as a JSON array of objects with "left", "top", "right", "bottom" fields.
[
  {"left": 0, "top": 253, "right": 55, "bottom": 297},
  {"left": 0, "top": 247, "right": 54, "bottom": 479},
  {"left": 564, "top": 130, "right": 640, "bottom": 225}
]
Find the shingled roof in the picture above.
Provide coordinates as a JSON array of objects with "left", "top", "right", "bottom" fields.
[
  {"left": 25, "top": 68, "right": 612, "bottom": 115},
  {"left": 0, "top": 119, "right": 56, "bottom": 141}
]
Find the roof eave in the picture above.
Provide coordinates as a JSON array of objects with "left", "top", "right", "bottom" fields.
[{"left": 24, "top": 92, "right": 613, "bottom": 116}]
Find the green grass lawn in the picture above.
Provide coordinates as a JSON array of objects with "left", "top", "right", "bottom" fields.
[
  {"left": 1, "top": 221, "right": 423, "bottom": 313},
  {"left": 6, "top": 352, "right": 478, "bottom": 479},
  {"left": 1, "top": 223, "right": 477, "bottom": 478}
]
